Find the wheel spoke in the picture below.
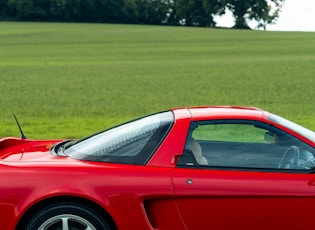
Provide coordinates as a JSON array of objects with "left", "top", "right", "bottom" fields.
[
  {"left": 34, "top": 210, "right": 101, "bottom": 230},
  {"left": 61, "top": 217, "right": 70, "bottom": 230}
]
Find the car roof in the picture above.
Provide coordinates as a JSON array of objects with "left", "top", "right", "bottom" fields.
[{"left": 172, "top": 106, "right": 267, "bottom": 121}]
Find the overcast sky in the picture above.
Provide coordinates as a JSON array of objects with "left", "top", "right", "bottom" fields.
[{"left": 214, "top": 0, "right": 315, "bottom": 32}]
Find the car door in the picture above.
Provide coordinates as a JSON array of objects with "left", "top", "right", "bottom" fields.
[{"left": 172, "top": 120, "right": 315, "bottom": 230}]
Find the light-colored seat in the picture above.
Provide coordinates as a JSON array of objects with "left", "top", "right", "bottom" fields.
[{"left": 186, "top": 137, "right": 208, "bottom": 165}]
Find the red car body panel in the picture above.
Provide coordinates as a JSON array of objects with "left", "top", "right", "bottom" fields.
[
  {"left": 148, "top": 108, "right": 191, "bottom": 167},
  {"left": 173, "top": 168, "right": 315, "bottom": 229},
  {"left": 188, "top": 106, "right": 267, "bottom": 121},
  {"left": 0, "top": 106, "right": 315, "bottom": 230},
  {"left": 1, "top": 151, "right": 181, "bottom": 229}
]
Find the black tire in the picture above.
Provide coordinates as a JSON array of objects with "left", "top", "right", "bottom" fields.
[{"left": 25, "top": 201, "right": 111, "bottom": 230}]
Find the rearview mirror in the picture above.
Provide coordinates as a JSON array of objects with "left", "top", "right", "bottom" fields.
[{"left": 265, "top": 132, "right": 277, "bottom": 144}]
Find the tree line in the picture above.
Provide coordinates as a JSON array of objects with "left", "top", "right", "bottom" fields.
[{"left": 0, "top": 0, "right": 285, "bottom": 29}]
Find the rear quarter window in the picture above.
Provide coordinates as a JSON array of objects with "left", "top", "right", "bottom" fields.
[{"left": 65, "top": 111, "right": 174, "bottom": 165}]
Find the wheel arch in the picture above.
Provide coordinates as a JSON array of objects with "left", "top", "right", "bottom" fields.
[{"left": 15, "top": 195, "right": 117, "bottom": 230}]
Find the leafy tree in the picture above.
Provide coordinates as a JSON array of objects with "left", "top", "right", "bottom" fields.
[
  {"left": 31, "top": 0, "right": 50, "bottom": 20},
  {"left": 253, "top": 0, "right": 284, "bottom": 30},
  {"left": 135, "top": 0, "right": 169, "bottom": 25},
  {"left": 174, "top": 0, "right": 225, "bottom": 27},
  {"left": 63, "top": 0, "right": 126, "bottom": 22},
  {"left": 0, "top": 0, "right": 285, "bottom": 29},
  {"left": 49, "top": 0, "right": 67, "bottom": 20},
  {"left": 121, "top": 0, "right": 138, "bottom": 23},
  {"left": 0, "top": 0, "right": 8, "bottom": 19},
  {"left": 7, "top": 0, "right": 34, "bottom": 20},
  {"left": 225, "top": 0, "right": 285, "bottom": 29},
  {"left": 6, "top": 0, "right": 52, "bottom": 20}
]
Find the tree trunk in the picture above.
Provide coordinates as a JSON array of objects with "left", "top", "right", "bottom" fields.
[
  {"left": 232, "top": 2, "right": 251, "bottom": 29},
  {"left": 233, "top": 15, "right": 250, "bottom": 29}
]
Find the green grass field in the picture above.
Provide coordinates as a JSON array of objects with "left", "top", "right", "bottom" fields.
[{"left": 0, "top": 22, "right": 315, "bottom": 139}]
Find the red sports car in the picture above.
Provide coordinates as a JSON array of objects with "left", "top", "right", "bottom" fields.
[{"left": 1, "top": 106, "right": 315, "bottom": 230}]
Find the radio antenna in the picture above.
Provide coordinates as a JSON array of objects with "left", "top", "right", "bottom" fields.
[{"left": 13, "top": 114, "right": 27, "bottom": 139}]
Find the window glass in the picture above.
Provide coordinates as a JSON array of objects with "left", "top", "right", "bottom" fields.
[
  {"left": 65, "top": 111, "right": 174, "bottom": 165},
  {"left": 192, "top": 123, "right": 266, "bottom": 143},
  {"left": 179, "top": 120, "right": 315, "bottom": 171}
]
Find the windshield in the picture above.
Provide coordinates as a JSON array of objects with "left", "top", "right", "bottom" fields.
[
  {"left": 64, "top": 111, "right": 174, "bottom": 165},
  {"left": 267, "top": 113, "right": 315, "bottom": 143}
]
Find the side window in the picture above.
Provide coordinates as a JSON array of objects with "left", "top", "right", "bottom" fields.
[
  {"left": 65, "top": 111, "right": 174, "bottom": 165},
  {"left": 178, "top": 120, "right": 315, "bottom": 171}
]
